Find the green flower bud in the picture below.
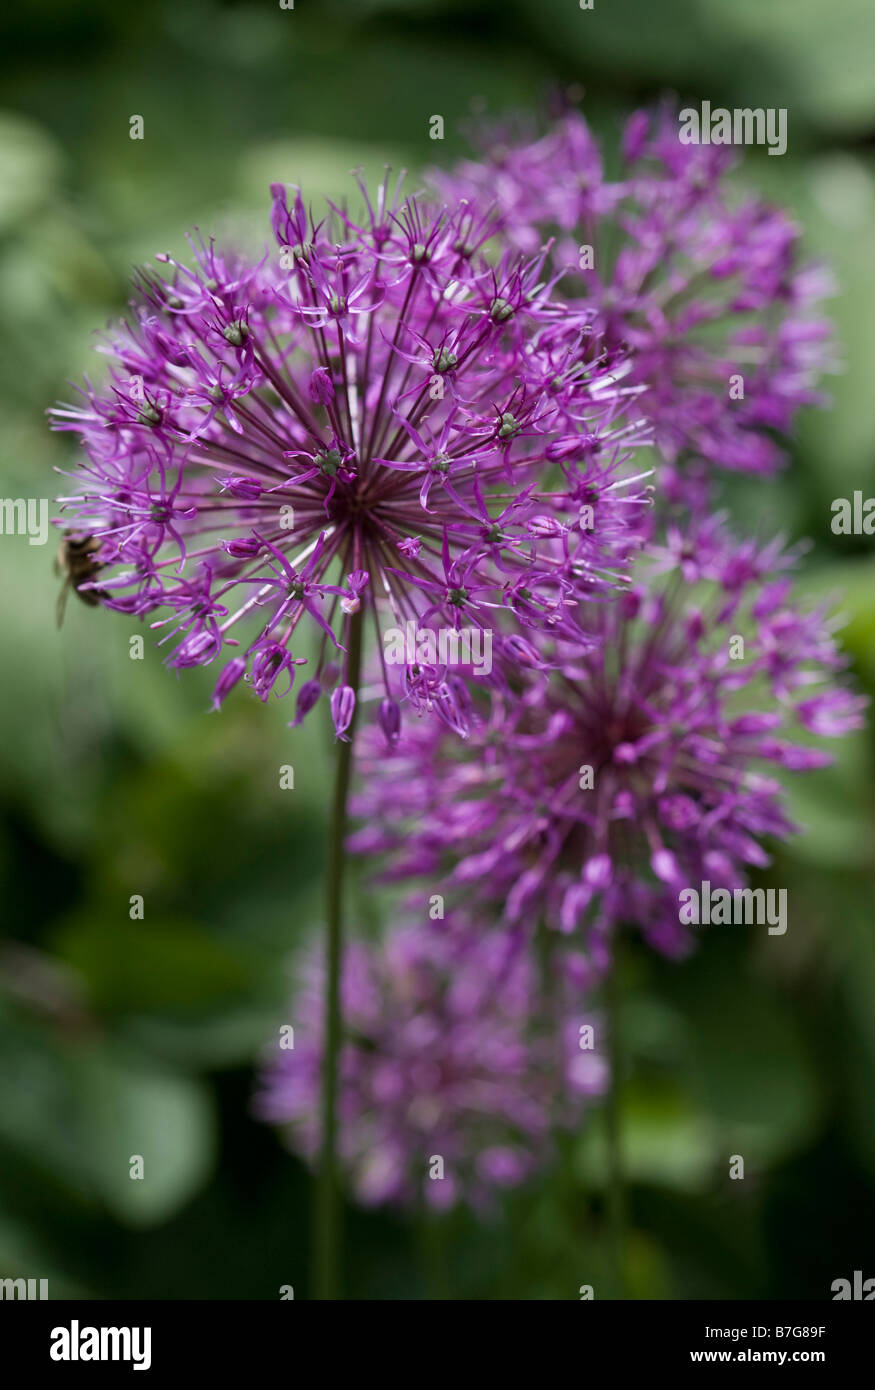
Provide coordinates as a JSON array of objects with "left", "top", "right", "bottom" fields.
[
  {"left": 489, "top": 297, "right": 515, "bottom": 324},
  {"left": 222, "top": 321, "right": 249, "bottom": 347},
  {"left": 432, "top": 348, "right": 458, "bottom": 373}
]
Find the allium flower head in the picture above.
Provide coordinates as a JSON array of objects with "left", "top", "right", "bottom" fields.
[
  {"left": 256, "top": 924, "right": 606, "bottom": 1211},
  {"left": 353, "top": 515, "right": 865, "bottom": 965},
  {"left": 434, "top": 106, "right": 835, "bottom": 492},
  {"left": 52, "top": 174, "right": 652, "bottom": 739}
]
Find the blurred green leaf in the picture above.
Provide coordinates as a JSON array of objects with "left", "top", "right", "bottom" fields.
[
  {"left": 674, "top": 966, "right": 822, "bottom": 1163},
  {"left": 0, "top": 111, "right": 62, "bottom": 230},
  {"left": 0, "top": 1011, "right": 213, "bottom": 1225},
  {"left": 708, "top": 0, "right": 875, "bottom": 130},
  {"left": 52, "top": 915, "right": 250, "bottom": 1016},
  {"left": 80, "top": 1047, "right": 214, "bottom": 1226}
]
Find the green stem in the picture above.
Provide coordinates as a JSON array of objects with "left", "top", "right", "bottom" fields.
[
  {"left": 313, "top": 607, "right": 364, "bottom": 1301},
  {"left": 419, "top": 1207, "right": 451, "bottom": 1301},
  {"left": 605, "top": 959, "right": 626, "bottom": 1298}
]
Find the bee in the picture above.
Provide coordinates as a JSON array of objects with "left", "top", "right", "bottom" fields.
[{"left": 55, "top": 531, "right": 107, "bottom": 628}]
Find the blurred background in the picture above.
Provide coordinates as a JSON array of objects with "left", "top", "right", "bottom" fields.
[{"left": 0, "top": 0, "right": 873, "bottom": 1299}]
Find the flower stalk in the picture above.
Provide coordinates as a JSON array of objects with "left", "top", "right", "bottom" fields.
[
  {"left": 604, "top": 956, "right": 626, "bottom": 1299},
  {"left": 313, "top": 605, "right": 363, "bottom": 1301}
]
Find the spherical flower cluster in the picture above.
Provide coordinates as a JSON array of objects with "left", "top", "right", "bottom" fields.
[
  {"left": 433, "top": 106, "right": 835, "bottom": 493},
  {"left": 352, "top": 515, "right": 865, "bottom": 968},
  {"left": 255, "top": 923, "right": 606, "bottom": 1211},
  {"left": 52, "top": 175, "right": 653, "bottom": 741}
]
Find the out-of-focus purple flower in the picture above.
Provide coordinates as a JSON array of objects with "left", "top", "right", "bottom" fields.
[
  {"left": 210, "top": 655, "right": 246, "bottom": 710},
  {"left": 330, "top": 684, "right": 356, "bottom": 741},
  {"left": 378, "top": 696, "right": 402, "bottom": 747},
  {"left": 255, "top": 923, "right": 607, "bottom": 1212},
  {"left": 353, "top": 515, "right": 865, "bottom": 966},
  {"left": 51, "top": 174, "right": 652, "bottom": 739},
  {"left": 433, "top": 106, "right": 835, "bottom": 495}
]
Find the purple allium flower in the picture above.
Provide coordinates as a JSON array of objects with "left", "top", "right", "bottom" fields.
[
  {"left": 352, "top": 515, "right": 865, "bottom": 965},
  {"left": 51, "top": 176, "right": 652, "bottom": 739},
  {"left": 434, "top": 106, "right": 835, "bottom": 492},
  {"left": 255, "top": 923, "right": 606, "bottom": 1211}
]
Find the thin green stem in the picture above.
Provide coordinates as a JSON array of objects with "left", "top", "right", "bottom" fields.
[
  {"left": 604, "top": 959, "right": 626, "bottom": 1298},
  {"left": 419, "top": 1207, "right": 451, "bottom": 1301},
  {"left": 313, "top": 606, "right": 364, "bottom": 1301}
]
